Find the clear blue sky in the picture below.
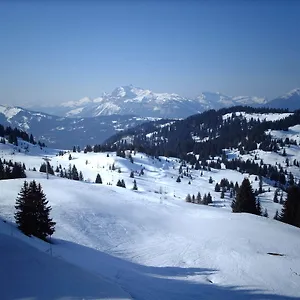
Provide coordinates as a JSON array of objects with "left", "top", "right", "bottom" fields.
[{"left": 1, "top": 0, "right": 300, "bottom": 106}]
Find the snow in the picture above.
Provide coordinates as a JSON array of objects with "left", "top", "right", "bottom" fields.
[
  {"left": 0, "top": 141, "right": 300, "bottom": 299},
  {"left": 0, "top": 105, "right": 22, "bottom": 120},
  {"left": 268, "top": 125, "right": 300, "bottom": 144},
  {"left": 223, "top": 112, "right": 293, "bottom": 122},
  {"left": 65, "top": 107, "right": 84, "bottom": 117},
  {"left": 0, "top": 222, "right": 131, "bottom": 300}
]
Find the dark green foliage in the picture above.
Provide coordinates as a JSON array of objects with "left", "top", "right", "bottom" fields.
[
  {"left": 273, "top": 189, "right": 279, "bottom": 203},
  {"left": 176, "top": 176, "right": 181, "bottom": 183},
  {"left": 132, "top": 179, "right": 138, "bottom": 190},
  {"left": 231, "top": 178, "right": 259, "bottom": 215},
  {"left": 72, "top": 165, "right": 79, "bottom": 180},
  {"left": 15, "top": 180, "right": 55, "bottom": 241},
  {"left": 196, "top": 192, "right": 201, "bottom": 204},
  {"left": 215, "top": 183, "right": 220, "bottom": 192},
  {"left": 280, "top": 185, "right": 300, "bottom": 228},
  {"left": 209, "top": 176, "right": 213, "bottom": 184},
  {"left": 39, "top": 162, "right": 54, "bottom": 175},
  {"left": 95, "top": 173, "right": 102, "bottom": 184},
  {"left": 220, "top": 190, "right": 225, "bottom": 199},
  {"left": 116, "top": 179, "right": 126, "bottom": 188},
  {"left": 185, "top": 194, "right": 192, "bottom": 203},
  {"left": 263, "top": 208, "right": 268, "bottom": 218},
  {"left": 130, "top": 171, "right": 134, "bottom": 178},
  {"left": 0, "top": 159, "right": 26, "bottom": 180}
]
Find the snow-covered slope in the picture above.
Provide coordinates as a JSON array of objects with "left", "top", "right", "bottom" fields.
[
  {"left": 0, "top": 223, "right": 130, "bottom": 300},
  {"left": 0, "top": 141, "right": 300, "bottom": 299}
]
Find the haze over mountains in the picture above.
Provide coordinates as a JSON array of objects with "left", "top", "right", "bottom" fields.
[{"left": 30, "top": 85, "right": 300, "bottom": 119}]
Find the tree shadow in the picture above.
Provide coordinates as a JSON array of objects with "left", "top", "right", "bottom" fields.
[{"left": 51, "top": 238, "right": 299, "bottom": 300}]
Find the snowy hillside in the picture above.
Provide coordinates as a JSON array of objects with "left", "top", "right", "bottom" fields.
[
  {"left": 0, "top": 222, "right": 130, "bottom": 300},
  {"left": 0, "top": 140, "right": 300, "bottom": 299}
]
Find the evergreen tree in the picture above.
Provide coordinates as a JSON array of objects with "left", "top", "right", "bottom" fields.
[
  {"left": 256, "top": 198, "right": 262, "bottom": 216},
  {"left": 196, "top": 192, "right": 201, "bottom": 204},
  {"left": 185, "top": 194, "right": 192, "bottom": 203},
  {"left": 79, "top": 171, "right": 84, "bottom": 181},
  {"left": 263, "top": 208, "right": 268, "bottom": 218},
  {"left": 72, "top": 165, "right": 79, "bottom": 180},
  {"left": 130, "top": 171, "right": 134, "bottom": 178},
  {"left": 215, "top": 183, "right": 220, "bottom": 192},
  {"left": 14, "top": 181, "right": 31, "bottom": 236},
  {"left": 220, "top": 189, "right": 225, "bottom": 199},
  {"left": 95, "top": 173, "right": 102, "bottom": 184},
  {"left": 274, "top": 210, "right": 279, "bottom": 220},
  {"left": 280, "top": 185, "right": 300, "bottom": 227},
  {"left": 176, "top": 176, "right": 181, "bottom": 183},
  {"left": 15, "top": 180, "right": 55, "bottom": 241},
  {"left": 231, "top": 178, "right": 258, "bottom": 215},
  {"left": 273, "top": 189, "right": 279, "bottom": 203},
  {"left": 132, "top": 180, "right": 138, "bottom": 190},
  {"left": 209, "top": 176, "right": 213, "bottom": 184}
]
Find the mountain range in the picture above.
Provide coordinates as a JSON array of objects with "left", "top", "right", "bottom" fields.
[
  {"left": 1, "top": 86, "right": 300, "bottom": 149},
  {"left": 0, "top": 105, "right": 159, "bottom": 148},
  {"left": 28, "top": 85, "right": 300, "bottom": 119},
  {"left": 30, "top": 85, "right": 270, "bottom": 119}
]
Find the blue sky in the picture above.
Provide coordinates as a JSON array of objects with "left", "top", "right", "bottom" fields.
[{"left": 1, "top": 1, "right": 300, "bottom": 106}]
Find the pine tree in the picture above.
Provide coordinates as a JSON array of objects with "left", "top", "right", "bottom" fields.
[
  {"left": 14, "top": 181, "right": 31, "bottom": 236},
  {"left": 132, "top": 180, "right": 138, "bottom": 190},
  {"left": 263, "top": 208, "right": 268, "bottom": 218},
  {"left": 215, "top": 183, "right": 220, "bottom": 192},
  {"left": 185, "top": 194, "right": 192, "bottom": 203},
  {"left": 196, "top": 192, "right": 201, "bottom": 204},
  {"left": 72, "top": 165, "right": 79, "bottom": 180},
  {"left": 256, "top": 198, "right": 262, "bottom": 216},
  {"left": 176, "top": 176, "right": 181, "bottom": 183},
  {"left": 130, "top": 171, "right": 134, "bottom": 178},
  {"left": 273, "top": 189, "right": 279, "bottom": 203},
  {"left": 274, "top": 210, "right": 279, "bottom": 220},
  {"left": 220, "top": 189, "right": 225, "bottom": 199},
  {"left": 209, "top": 176, "right": 213, "bottom": 184},
  {"left": 15, "top": 180, "right": 55, "bottom": 241},
  {"left": 231, "top": 178, "right": 258, "bottom": 215},
  {"left": 79, "top": 171, "right": 84, "bottom": 181},
  {"left": 280, "top": 185, "right": 300, "bottom": 227},
  {"left": 95, "top": 173, "right": 102, "bottom": 184}
]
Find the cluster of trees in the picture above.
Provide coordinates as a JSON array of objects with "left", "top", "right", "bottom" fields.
[
  {"left": 116, "top": 179, "right": 126, "bottom": 188},
  {"left": 231, "top": 178, "right": 262, "bottom": 216},
  {"left": 0, "top": 159, "right": 26, "bottom": 180},
  {"left": 0, "top": 124, "right": 45, "bottom": 147},
  {"left": 15, "top": 180, "right": 55, "bottom": 241},
  {"left": 280, "top": 186, "right": 300, "bottom": 228},
  {"left": 185, "top": 192, "right": 212, "bottom": 205},
  {"left": 215, "top": 178, "right": 240, "bottom": 199},
  {"left": 231, "top": 178, "right": 300, "bottom": 227},
  {"left": 102, "top": 107, "right": 295, "bottom": 159},
  {"left": 59, "top": 164, "right": 84, "bottom": 181}
]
